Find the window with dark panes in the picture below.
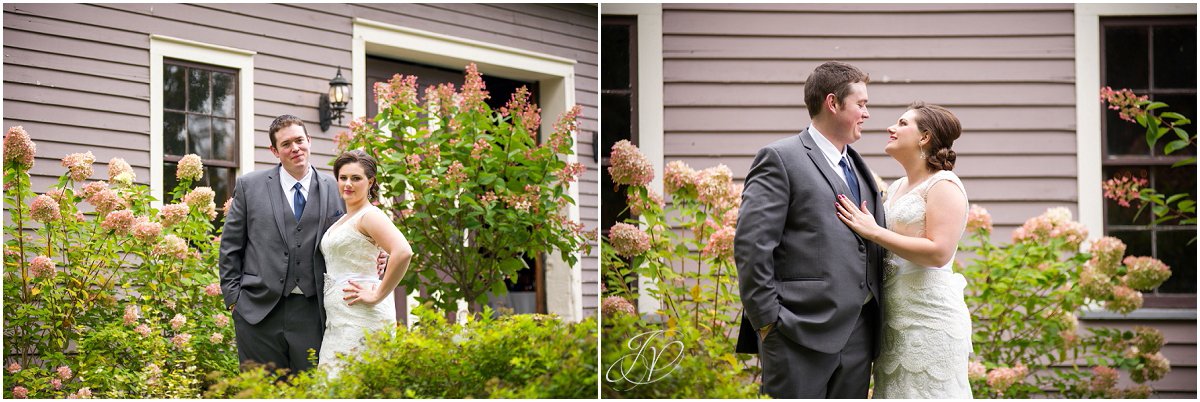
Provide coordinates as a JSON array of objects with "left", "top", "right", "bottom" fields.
[
  {"left": 602, "top": 16, "right": 638, "bottom": 297},
  {"left": 163, "top": 60, "right": 238, "bottom": 217},
  {"left": 601, "top": 16, "right": 637, "bottom": 236},
  {"left": 1100, "top": 17, "right": 1197, "bottom": 302}
]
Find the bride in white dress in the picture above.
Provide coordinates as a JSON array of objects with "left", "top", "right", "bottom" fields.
[
  {"left": 319, "top": 150, "right": 413, "bottom": 376},
  {"left": 835, "top": 102, "right": 973, "bottom": 398}
]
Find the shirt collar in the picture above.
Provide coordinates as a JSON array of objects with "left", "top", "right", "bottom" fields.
[
  {"left": 279, "top": 164, "right": 313, "bottom": 191},
  {"left": 808, "top": 124, "right": 849, "bottom": 165}
]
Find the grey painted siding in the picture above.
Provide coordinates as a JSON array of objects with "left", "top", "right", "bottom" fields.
[
  {"left": 660, "top": 3, "right": 1193, "bottom": 397},
  {"left": 3, "top": 3, "right": 599, "bottom": 316}
]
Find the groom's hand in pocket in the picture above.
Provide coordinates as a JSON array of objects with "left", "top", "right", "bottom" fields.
[
  {"left": 376, "top": 251, "right": 389, "bottom": 278},
  {"left": 758, "top": 321, "right": 775, "bottom": 341}
]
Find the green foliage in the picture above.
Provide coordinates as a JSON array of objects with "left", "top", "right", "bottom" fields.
[
  {"left": 3, "top": 131, "right": 237, "bottom": 398},
  {"left": 336, "top": 64, "right": 592, "bottom": 314},
  {"left": 205, "top": 305, "right": 597, "bottom": 398},
  {"left": 600, "top": 146, "right": 756, "bottom": 397},
  {"left": 960, "top": 209, "right": 1172, "bottom": 398}
]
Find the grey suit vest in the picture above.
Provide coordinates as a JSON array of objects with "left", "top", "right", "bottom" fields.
[{"left": 282, "top": 177, "right": 322, "bottom": 297}]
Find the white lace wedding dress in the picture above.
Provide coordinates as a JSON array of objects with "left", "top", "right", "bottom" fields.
[
  {"left": 874, "top": 170, "right": 974, "bottom": 399},
  {"left": 318, "top": 205, "right": 396, "bottom": 377}
]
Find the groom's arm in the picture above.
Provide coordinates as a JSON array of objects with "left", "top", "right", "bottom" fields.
[
  {"left": 218, "top": 176, "right": 248, "bottom": 310},
  {"left": 735, "top": 146, "right": 789, "bottom": 332}
]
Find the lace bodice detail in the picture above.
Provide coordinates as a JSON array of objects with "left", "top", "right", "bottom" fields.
[
  {"left": 883, "top": 170, "right": 968, "bottom": 280},
  {"left": 320, "top": 206, "right": 381, "bottom": 277}
]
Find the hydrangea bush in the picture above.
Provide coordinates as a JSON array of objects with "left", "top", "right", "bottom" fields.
[
  {"left": 334, "top": 64, "right": 593, "bottom": 314},
  {"left": 961, "top": 206, "right": 1172, "bottom": 398},
  {"left": 600, "top": 140, "right": 758, "bottom": 398},
  {"left": 4, "top": 126, "right": 237, "bottom": 398}
]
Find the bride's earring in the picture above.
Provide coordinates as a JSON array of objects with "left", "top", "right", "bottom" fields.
[{"left": 920, "top": 148, "right": 926, "bottom": 160}]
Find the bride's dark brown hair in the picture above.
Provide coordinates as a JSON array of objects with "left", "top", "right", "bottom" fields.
[
  {"left": 909, "top": 101, "right": 962, "bottom": 171},
  {"left": 333, "top": 149, "right": 380, "bottom": 200}
]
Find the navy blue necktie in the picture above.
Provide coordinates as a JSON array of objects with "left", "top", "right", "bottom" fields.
[
  {"left": 292, "top": 182, "right": 306, "bottom": 222},
  {"left": 840, "top": 156, "right": 862, "bottom": 205}
]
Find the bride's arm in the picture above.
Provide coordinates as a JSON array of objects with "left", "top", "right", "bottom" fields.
[
  {"left": 352, "top": 208, "right": 414, "bottom": 305},
  {"left": 836, "top": 180, "right": 967, "bottom": 267}
]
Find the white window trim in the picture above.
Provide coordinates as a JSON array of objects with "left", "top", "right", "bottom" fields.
[
  {"left": 349, "top": 19, "right": 584, "bottom": 322},
  {"left": 149, "top": 35, "right": 255, "bottom": 207},
  {"left": 603, "top": 4, "right": 665, "bottom": 317},
  {"left": 1073, "top": 4, "right": 1195, "bottom": 242}
]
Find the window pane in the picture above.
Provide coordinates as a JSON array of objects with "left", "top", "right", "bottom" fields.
[
  {"left": 163, "top": 163, "right": 181, "bottom": 201},
  {"left": 187, "top": 68, "right": 212, "bottom": 114},
  {"left": 207, "top": 166, "right": 232, "bottom": 207},
  {"left": 601, "top": 93, "right": 631, "bottom": 158},
  {"left": 187, "top": 115, "right": 212, "bottom": 159},
  {"left": 212, "top": 72, "right": 236, "bottom": 118},
  {"left": 1153, "top": 164, "right": 1197, "bottom": 226},
  {"left": 164, "top": 65, "right": 186, "bottom": 111},
  {"left": 212, "top": 118, "right": 236, "bottom": 161},
  {"left": 164, "top": 111, "right": 187, "bottom": 156},
  {"left": 600, "top": 171, "right": 630, "bottom": 235},
  {"left": 1104, "top": 25, "right": 1149, "bottom": 90},
  {"left": 1151, "top": 93, "right": 1196, "bottom": 157},
  {"left": 1105, "top": 111, "right": 1151, "bottom": 156},
  {"left": 1154, "top": 229, "right": 1197, "bottom": 293},
  {"left": 1109, "top": 229, "right": 1153, "bottom": 262},
  {"left": 1152, "top": 24, "right": 1197, "bottom": 89},
  {"left": 601, "top": 24, "right": 631, "bottom": 90},
  {"left": 1104, "top": 167, "right": 1152, "bottom": 226}
]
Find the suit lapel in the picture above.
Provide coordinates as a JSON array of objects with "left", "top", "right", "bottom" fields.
[
  {"left": 846, "top": 146, "right": 879, "bottom": 216},
  {"left": 799, "top": 129, "right": 854, "bottom": 200},
  {"left": 265, "top": 165, "right": 290, "bottom": 244}
]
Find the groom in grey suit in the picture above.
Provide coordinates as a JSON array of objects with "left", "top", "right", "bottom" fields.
[
  {"left": 734, "top": 61, "right": 886, "bottom": 398},
  {"left": 219, "top": 114, "right": 345, "bottom": 373}
]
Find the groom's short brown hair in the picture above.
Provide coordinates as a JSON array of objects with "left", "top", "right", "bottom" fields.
[{"left": 804, "top": 61, "right": 870, "bottom": 118}]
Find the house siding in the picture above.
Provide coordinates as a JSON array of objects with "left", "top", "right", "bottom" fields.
[
  {"left": 3, "top": 3, "right": 599, "bottom": 316},
  {"left": 660, "top": 3, "right": 1193, "bottom": 397}
]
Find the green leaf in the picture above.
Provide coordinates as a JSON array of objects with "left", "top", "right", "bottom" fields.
[
  {"left": 1161, "top": 112, "right": 1187, "bottom": 121},
  {"left": 1146, "top": 101, "right": 1168, "bottom": 111},
  {"left": 1175, "top": 127, "right": 1192, "bottom": 141},
  {"left": 1177, "top": 200, "right": 1195, "bottom": 212},
  {"left": 1164, "top": 139, "right": 1191, "bottom": 155},
  {"left": 1172, "top": 157, "right": 1196, "bottom": 168},
  {"left": 1165, "top": 193, "right": 1189, "bottom": 205}
]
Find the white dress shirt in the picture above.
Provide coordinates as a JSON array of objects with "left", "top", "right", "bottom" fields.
[{"left": 808, "top": 124, "right": 854, "bottom": 187}]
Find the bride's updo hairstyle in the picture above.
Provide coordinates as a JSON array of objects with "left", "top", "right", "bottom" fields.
[
  {"left": 909, "top": 101, "right": 961, "bottom": 171},
  {"left": 333, "top": 149, "right": 380, "bottom": 200}
]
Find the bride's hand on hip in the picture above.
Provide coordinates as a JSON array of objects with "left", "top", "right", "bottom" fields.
[
  {"left": 343, "top": 280, "right": 383, "bottom": 306},
  {"left": 835, "top": 194, "right": 883, "bottom": 241}
]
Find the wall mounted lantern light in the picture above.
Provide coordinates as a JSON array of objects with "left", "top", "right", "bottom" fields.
[{"left": 319, "top": 66, "right": 351, "bottom": 131}]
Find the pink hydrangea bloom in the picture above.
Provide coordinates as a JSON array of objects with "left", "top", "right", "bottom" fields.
[
  {"left": 967, "top": 361, "right": 987, "bottom": 381},
  {"left": 722, "top": 207, "right": 740, "bottom": 227},
  {"left": 1011, "top": 207, "right": 1087, "bottom": 251},
  {"left": 460, "top": 63, "right": 490, "bottom": 113},
  {"left": 50, "top": 379, "right": 62, "bottom": 391},
  {"left": 548, "top": 105, "right": 582, "bottom": 153},
  {"left": 86, "top": 188, "right": 126, "bottom": 214},
  {"left": 1106, "top": 285, "right": 1143, "bottom": 314},
  {"left": 204, "top": 283, "right": 221, "bottom": 297},
  {"left": 176, "top": 154, "right": 204, "bottom": 181},
  {"left": 100, "top": 210, "right": 136, "bottom": 234},
  {"left": 170, "top": 313, "right": 187, "bottom": 330},
  {"left": 107, "top": 157, "right": 135, "bottom": 184},
  {"left": 12, "top": 386, "right": 28, "bottom": 399},
  {"left": 183, "top": 187, "right": 215, "bottom": 210},
  {"left": 214, "top": 314, "right": 230, "bottom": 328},
  {"left": 61, "top": 151, "right": 95, "bottom": 182},
  {"left": 56, "top": 365, "right": 72, "bottom": 380},
  {"left": 153, "top": 235, "right": 190, "bottom": 260},
  {"left": 608, "top": 223, "right": 651, "bottom": 258},
  {"left": 123, "top": 305, "right": 139, "bottom": 326},
  {"left": 68, "top": 387, "right": 91, "bottom": 399},
  {"left": 608, "top": 140, "right": 654, "bottom": 187},
  {"left": 1090, "top": 366, "right": 1119, "bottom": 393},
  {"left": 158, "top": 203, "right": 189, "bottom": 227},
  {"left": 1079, "top": 263, "right": 1115, "bottom": 300},
  {"left": 1088, "top": 237, "right": 1126, "bottom": 276},
  {"left": 209, "top": 332, "right": 224, "bottom": 344},
  {"left": 664, "top": 160, "right": 699, "bottom": 195},
  {"left": 81, "top": 181, "right": 107, "bottom": 199},
  {"left": 500, "top": 86, "right": 541, "bottom": 131},
  {"left": 7, "top": 362, "right": 21, "bottom": 374},
  {"left": 131, "top": 218, "right": 163, "bottom": 243},
  {"left": 601, "top": 295, "right": 636, "bottom": 317},
  {"left": 985, "top": 364, "right": 1028, "bottom": 396},
  {"left": 30, "top": 256, "right": 56, "bottom": 278},
  {"left": 555, "top": 162, "right": 587, "bottom": 184},
  {"left": 701, "top": 225, "right": 736, "bottom": 263},
  {"left": 1099, "top": 87, "right": 1149, "bottom": 123},
  {"left": 1131, "top": 351, "right": 1170, "bottom": 383},
  {"left": 4, "top": 126, "right": 37, "bottom": 168},
  {"left": 30, "top": 194, "right": 61, "bottom": 223},
  {"left": 627, "top": 189, "right": 665, "bottom": 216},
  {"left": 1102, "top": 173, "right": 1147, "bottom": 208},
  {"left": 696, "top": 164, "right": 736, "bottom": 209},
  {"left": 171, "top": 333, "right": 192, "bottom": 349},
  {"left": 966, "top": 204, "right": 993, "bottom": 233},
  {"left": 1122, "top": 256, "right": 1171, "bottom": 291},
  {"left": 135, "top": 324, "right": 152, "bottom": 337},
  {"left": 446, "top": 161, "right": 467, "bottom": 184}
]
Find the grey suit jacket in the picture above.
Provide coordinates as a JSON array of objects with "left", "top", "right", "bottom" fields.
[
  {"left": 219, "top": 164, "right": 344, "bottom": 325},
  {"left": 734, "top": 129, "right": 886, "bottom": 355}
]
